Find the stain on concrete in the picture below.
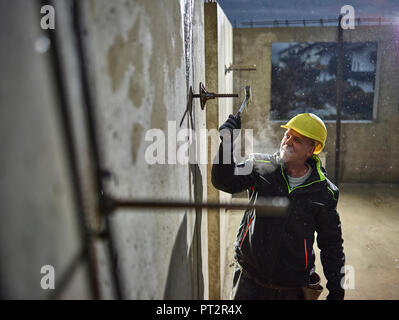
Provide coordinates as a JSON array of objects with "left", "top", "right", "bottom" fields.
[
  {"left": 142, "top": 0, "right": 183, "bottom": 130},
  {"left": 129, "top": 75, "right": 144, "bottom": 108},
  {"left": 131, "top": 123, "right": 144, "bottom": 165},
  {"left": 107, "top": 1, "right": 183, "bottom": 131},
  {"left": 127, "top": 18, "right": 144, "bottom": 108},
  {"left": 107, "top": 17, "right": 141, "bottom": 94},
  {"left": 107, "top": 34, "right": 132, "bottom": 92}
]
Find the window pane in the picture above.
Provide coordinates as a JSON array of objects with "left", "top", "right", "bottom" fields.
[{"left": 271, "top": 42, "right": 377, "bottom": 121}]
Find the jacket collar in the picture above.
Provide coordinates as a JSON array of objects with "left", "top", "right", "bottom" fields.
[{"left": 276, "top": 153, "right": 326, "bottom": 194}]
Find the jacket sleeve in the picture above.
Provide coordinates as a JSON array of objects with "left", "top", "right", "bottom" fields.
[
  {"left": 315, "top": 188, "right": 345, "bottom": 300},
  {"left": 211, "top": 141, "right": 258, "bottom": 194}
]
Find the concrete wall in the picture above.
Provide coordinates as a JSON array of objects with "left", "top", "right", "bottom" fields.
[
  {"left": 0, "top": 0, "right": 91, "bottom": 299},
  {"left": 204, "top": 2, "right": 233, "bottom": 300},
  {"left": 234, "top": 26, "right": 399, "bottom": 183},
  {"left": 82, "top": 0, "right": 208, "bottom": 299},
  {"left": 0, "top": 0, "right": 209, "bottom": 300}
]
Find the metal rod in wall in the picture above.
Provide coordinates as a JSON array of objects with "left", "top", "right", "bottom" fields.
[
  {"left": 335, "top": 15, "right": 343, "bottom": 187},
  {"left": 40, "top": 0, "right": 101, "bottom": 300},
  {"left": 72, "top": 0, "right": 123, "bottom": 300},
  {"left": 106, "top": 198, "right": 289, "bottom": 217},
  {"left": 47, "top": 248, "right": 86, "bottom": 300}
]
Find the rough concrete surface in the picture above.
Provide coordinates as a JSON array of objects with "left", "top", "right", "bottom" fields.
[
  {"left": 80, "top": 0, "right": 208, "bottom": 299},
  {"left": 222, "top": 184, "right": 399, "bottom": 300}
]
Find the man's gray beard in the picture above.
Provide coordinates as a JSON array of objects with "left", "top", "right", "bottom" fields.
[{"left": 280, "top": 146, "right": 294, "bottom": 161}]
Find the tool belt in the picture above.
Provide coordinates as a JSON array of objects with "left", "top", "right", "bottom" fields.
[
  {"left": 236, "top": 262, "right": 299, "bottom": 290},
  {"left": 236, "top": 261, "right": 323, "bottom": 299}
]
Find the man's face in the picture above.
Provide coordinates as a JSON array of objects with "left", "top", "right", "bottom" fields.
[{"left": 280, "top": 129, "right": 315, "bottom": 164}]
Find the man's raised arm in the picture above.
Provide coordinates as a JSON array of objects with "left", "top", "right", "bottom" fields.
[{"left": 211, "top": 114, "right": 257, "bottom": 194}]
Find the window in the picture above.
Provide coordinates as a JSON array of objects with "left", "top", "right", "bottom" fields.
[{"left": 271, "top": 42, "right": 378, "bottom": 121}]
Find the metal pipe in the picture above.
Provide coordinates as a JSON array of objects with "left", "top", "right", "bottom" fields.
[
  {"left": 225, "top": 64, "right": 257, "bottom": 74},
  {"left": 193, "top": 93, "right": 238, "bottom": 98},
  {"left": 107, "top": 197, "right": 289, "bottom": 217},
  {"left": 335, "top": 15, "right": 343, "bottom": 187},
  {"left": 240, "top": 17, "right": 399, "bottom": 27},
  {"left": 40, "top": 0, "right": 101, "bottom": 300},
  {"left": 47, "top": 248, "right": 86, "bottom": 300},
  {"left": 72, "top": 0, "right": 124, "bottom": 300},
  {"left": 241, "top": 18, "right": 337, "bottom": 27}
]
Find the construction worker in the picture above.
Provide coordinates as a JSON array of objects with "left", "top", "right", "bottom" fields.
[{"left": 212, "top": 113, "right": 345, "bottom": 300}]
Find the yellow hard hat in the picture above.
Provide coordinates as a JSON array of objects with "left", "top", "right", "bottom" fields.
[{"left": 280, "top": 113, "right": 327, "bottom": 154}]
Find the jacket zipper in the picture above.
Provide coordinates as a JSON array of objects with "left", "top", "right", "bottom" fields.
[
  {"left": 239, "top": 190, "right": 257, "bottom": 249},
  {"left": 239, "top": 217, "right": 253, "bottom": 249},
  {"left": 304, "top": 238, "right": 308, "bottom": 271}
]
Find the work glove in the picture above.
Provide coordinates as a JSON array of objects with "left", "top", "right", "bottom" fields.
[{"left": 219, "top": 114, "right": 241, "bottom": 142}]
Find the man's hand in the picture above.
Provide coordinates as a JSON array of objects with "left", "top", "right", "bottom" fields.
[{"left": 219, "top": 114, "right": 241, "bottom": 141}]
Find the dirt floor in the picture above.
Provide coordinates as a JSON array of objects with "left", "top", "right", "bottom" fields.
[{"left": 221, "top": 183, "right": 399, "bottom": 300}]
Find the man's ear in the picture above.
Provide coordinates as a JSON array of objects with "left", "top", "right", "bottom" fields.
[{"left": 307, "top": 144, "right": 316, "bottom": 157}]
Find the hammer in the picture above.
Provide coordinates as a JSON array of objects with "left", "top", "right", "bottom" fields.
[{"left": 235, "top": 85, "right": 251, "bottom": 118}]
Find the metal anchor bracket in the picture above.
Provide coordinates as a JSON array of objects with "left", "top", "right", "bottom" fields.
[
  {"left": 193, "top": 82, "right": 238, "bottom": 110},
  {"left": 225, "top": 64, "right": 257, "bottom": 74},
  {"left": 179, "top": 82, "right": 238, "bottom": 127}
]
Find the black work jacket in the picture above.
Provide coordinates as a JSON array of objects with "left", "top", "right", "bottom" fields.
[{"left": 212, "top": 144, "right": 345, "bottom": 300}]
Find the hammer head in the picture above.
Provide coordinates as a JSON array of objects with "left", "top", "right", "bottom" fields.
[
  {"left": 245, "top": 85, "right": 252, "bottom": 103},
  {"left": 236, "top": 85, "right": 252, "bottom": 116}
]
